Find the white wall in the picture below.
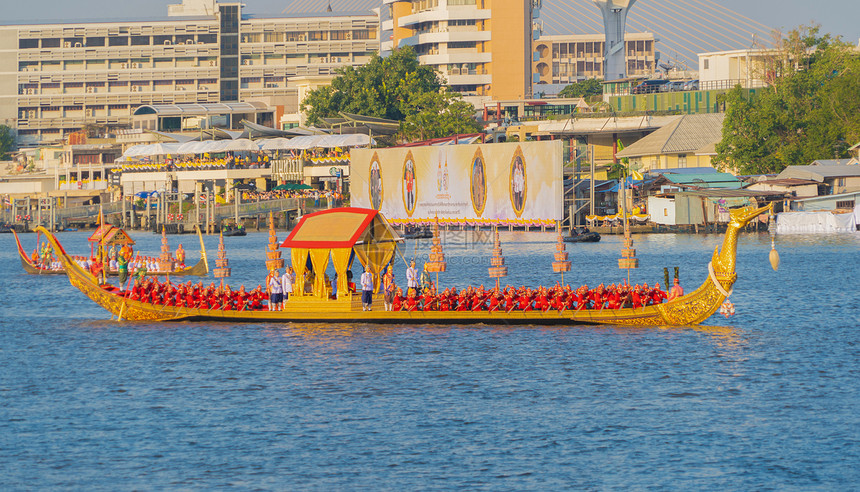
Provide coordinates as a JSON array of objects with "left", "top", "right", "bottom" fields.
[{"left": 647, "top": 196, "right": 676, "bottom": 225}]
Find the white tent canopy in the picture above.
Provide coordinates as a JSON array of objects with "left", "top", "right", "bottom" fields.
[
  {"left": 122, "top": 142, "right": 184, "bottom": 157},
  {"left": 122, "top": 133, "right": 373, "bottom": 158},
  {"left": 220, "top": 138, "right": 261, "bottom": 152}
]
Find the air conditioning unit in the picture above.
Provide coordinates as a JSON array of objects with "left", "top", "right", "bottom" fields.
[
  {"left": 243, "top": 59, "right": 250, "bottom": 65},
  {"left": 131, "top": 63, "right": 139, "bottom": 68},
  {"left": 86, "top": 86, "right": 94, "bottom": 93},
  {"left": 29, "top": 110, "right": 37, "bottom": 118},
  {"left": 131, "top": 86, "right": 139, "bottom": 92},
  {"left": 164, "top": 40, "right": 172, "bottom": 45},
  {"left": 64, "top": 42, "right": 71, "bottom": 48},
  {"left": 75, "top": 42, "right": 82, "bottom": 47},
  {"left": 186, "top": 40, "right": 194, "bottom": 44},
  {"left": 120, "top": 63, "right": 128, "bottom": 69},
  {"left": 209, "top": 60, "right": 217, "bottom": 66},
  {"left": 25, "top": 88, "right": 34, "bottom": 95},
  {"left": 85, "top": 109, "right": 93, "bottom": 117}
]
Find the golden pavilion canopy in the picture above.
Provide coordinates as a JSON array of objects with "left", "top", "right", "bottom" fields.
[{"left": 280, "top": 208, "right": 402, "bottom": 297}]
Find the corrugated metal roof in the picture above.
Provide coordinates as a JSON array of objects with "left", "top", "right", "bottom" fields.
[
  {"left": 663, "top": 172, "right": 739, "bottom": 184},
  {"left": 777, "top": 165, "right": 860, "bottom": 181},
  {"left": 133, "top": 102, "right": 268, "bottom": 116},
  {"left": 616, "top": 113, "right": 725, "bottom": 158},
  {"left": 675, "top": 189, "right": 786, "bottom": 198}
]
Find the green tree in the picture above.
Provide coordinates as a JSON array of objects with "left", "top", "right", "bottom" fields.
[
  {"left": 0, "top": 125, "right": 15, "bottom": 160},
  {"left": 400, "top": 91, "right": 481, "bottom": 141},
  {"left": 557, "top": 78, "right": 603, "bottom": 99},
  {"left": 715, "top": 26, "right": 860, "bottom": 174},
  {"left": 301, "top": 47, "right": 443, "bottom": 125}
]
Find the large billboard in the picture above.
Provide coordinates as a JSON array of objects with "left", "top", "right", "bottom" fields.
[{"left": 351, "top": 141, "right": 563, "bottom": 223}]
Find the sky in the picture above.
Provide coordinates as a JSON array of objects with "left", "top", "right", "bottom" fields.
[{"left": 3, "top": 0, "right": 857, "bottom": 43}]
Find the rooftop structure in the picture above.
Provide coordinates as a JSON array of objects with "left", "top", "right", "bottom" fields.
[{"left": 0, "top": 0, "right": 378, "bottom": 145}]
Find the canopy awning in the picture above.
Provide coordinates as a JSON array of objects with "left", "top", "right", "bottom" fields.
[
  {"left": 282, "top": 208, "right": 399, "bottom": 249},
  {"left": 281, "top": 208, "right": 402, "bottom": 298},
  {"left": 88, "top": 225, "right": 135, "bottom": 246}
]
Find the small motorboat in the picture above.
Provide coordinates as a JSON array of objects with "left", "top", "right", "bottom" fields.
[
  {"left": 222, "top": 224, "right": 247, "bottom": 237},
  {"left": 564, "top": 227, "right": 601, "bottom": 243},
  {"left": 403, "top": 225, "right": 433, "bottom": 239}
]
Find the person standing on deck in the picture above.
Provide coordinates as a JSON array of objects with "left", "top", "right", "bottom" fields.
[
  {"left": 281, "top": 266, "right": 294, "bottom": 303},
  {"left": 268, "top": 269, "right": 283, "bottom": 311},
  {"left": 360, "top": 268, "right": 374, "bottom": 311},
  {"left": 383, "top": 265, "right": 396, "bottom": 311},
  {"left": 406, "top": 260, "right": 418, "bottom": 296},
  {"left": 420, "top": 263, "right": 432, "bottom": 295}
]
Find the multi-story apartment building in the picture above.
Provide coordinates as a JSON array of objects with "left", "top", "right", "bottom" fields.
[
  {"left": 533, "top": 33, "right": 656, "bottom": 85},
  {"left": 384, "top": 0, "right": 537, "bottom": 102},
  {"left": 0, "top": 0, "right": 378, "bottom": 145}
]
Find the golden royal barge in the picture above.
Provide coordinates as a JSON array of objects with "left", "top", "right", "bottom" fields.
[
  {"left": 14, "top": 226, "right": 208, "bottom": 278},
  {"left": 37, "top": 203, "right": 774, "bottom": 326}
]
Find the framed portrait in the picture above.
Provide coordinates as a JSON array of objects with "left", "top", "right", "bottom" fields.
[
  {"left": 510, "top": 146, "right": 527, "bottom": 217},
  {"left": 402, "top": 151, "right": 417, "bottom": 216},
  {"left": 470, "top": 148, "right": 486, "bottom": 217},
  {"left": 368, "top": 153, "right": 383, "bottom": 210}
]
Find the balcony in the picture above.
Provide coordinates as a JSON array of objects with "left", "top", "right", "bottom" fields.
[
  {"left": 398, "top": 8, "right": 490, "bottom": 27},
  {"left": 419, "top": 52, "right": 491, "bottom": 65}
]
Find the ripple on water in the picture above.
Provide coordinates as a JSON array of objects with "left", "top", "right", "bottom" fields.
[{"left": 0, "top": 231, "right": 858, "bottom": 488}]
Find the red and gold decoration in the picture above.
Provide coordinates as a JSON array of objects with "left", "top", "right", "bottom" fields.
[
  {"left": 213, "top": 232, "right": 231, "bottom": 279},
  {"left": 552, "top": 221, "right": 571, "bottom": 283},
  {"left": 618, "top": 229, "right": 639, "bottom": 271},
  {"left": 488, "top": 227, "right": 507, "bottom": 290},
  {"left": 157, "top": 226, "right": 175, "bottom": 273},
  {"left": 425, "top": 216, "right": 446, "bottom": 287},
  {"left": 265, "top": 211, "right": 284, "bottom": 272}
]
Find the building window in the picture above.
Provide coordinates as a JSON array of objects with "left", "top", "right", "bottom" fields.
[
  {"left": 703, "top": 59, "right": 709, "bottom": 70},
  {"left": 835, "top": 200, "right": 854, "bottom": 208},
  {"left": 678, "top": 154, "right": 687, "bottom": 167}
]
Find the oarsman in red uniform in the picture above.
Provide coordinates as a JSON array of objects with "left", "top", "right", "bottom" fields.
[
  {"left": 471, "top": 288, "right": 486, "bottom": 311},
  {"left": 455, "top": 290, "right": 468, "bottom": 311},
  {"left": 650, "top": 282, "right": 667, "bottom": 304},
  {"left": 392, "top": 287, "right": 403, "bottom": 311},
  {"left": 488, "top": 289, "right": 501, "bottom": 312},
  {"left": 517, "top": 289, "right": 532, "bottom": 311},
  {"left": 551, "top": 290, "right": 566, "bottom": 312},
  {"left": 503, "top": 288, "right": 516, "bottom": 312},
  {"left": 439, "top": 289, "right": 451, "bottom": 311},
  {"left": 536, "top": 288, "right": 549, "bottom": 312},
  {"left": 630, "top": 286, "right": 643, "bottom": 308},
  {"left": 421, "top": 288, "right": 436, "bottom": 311},
  {"left": 405, "top": 289, "right": 419, "bottom": 312}
]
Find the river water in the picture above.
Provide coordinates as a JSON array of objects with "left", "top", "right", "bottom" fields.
[{"left": 1, "top": 229, "right": 858, "bottom": 489}]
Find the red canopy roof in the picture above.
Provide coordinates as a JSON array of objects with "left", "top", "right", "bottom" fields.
[{"left": 280, "top": 208, "right": 379, "bottom": 249}]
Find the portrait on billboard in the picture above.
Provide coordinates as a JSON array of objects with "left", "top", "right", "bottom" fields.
[
  {"left": 402, "top": 151, "right": 417, "bottom": 216},
  {"left": 510, "top": 146, "right": 527, "bottom": 217},
  {"left": 470, "top": 148, "right": 487, "bottom": 216},
  {"left": 369, "top": 153, "right": 383, "bottom": 210}
]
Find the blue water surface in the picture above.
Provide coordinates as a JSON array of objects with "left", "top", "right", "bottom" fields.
[{"left": 1, "top": 229, "right": 858, "bottom": 490}]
